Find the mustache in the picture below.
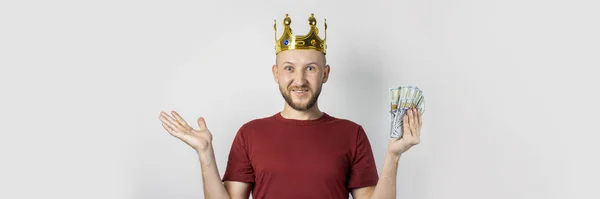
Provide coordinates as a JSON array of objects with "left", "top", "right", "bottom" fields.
[{"left": 288, "top": 86, "right": 310, "bottom": 91}]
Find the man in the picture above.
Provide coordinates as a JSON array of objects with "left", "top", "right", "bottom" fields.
[{"left": 158, "top": 13, "right": 422, "bottom": 199}]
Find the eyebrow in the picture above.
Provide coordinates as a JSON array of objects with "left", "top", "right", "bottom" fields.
[{"left": 282, "top": 61, "right": 320, "bottom": 66}]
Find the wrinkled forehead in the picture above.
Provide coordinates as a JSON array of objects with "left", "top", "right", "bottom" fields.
[{"left": 276, "top": 49, "right": 326, "bottom": 65}]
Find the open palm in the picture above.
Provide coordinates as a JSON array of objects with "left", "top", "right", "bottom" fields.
[{"left": 159, "top": 111, "right": 213, "bottom": 152}]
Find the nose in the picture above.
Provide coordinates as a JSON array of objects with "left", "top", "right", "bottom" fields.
[{"left": 292, "top": 70, "right": 308, "bottom": 86}]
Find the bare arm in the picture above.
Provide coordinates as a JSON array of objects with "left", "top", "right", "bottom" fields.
[
  {"left": 352, "top": 152, "right": 401, "bottom": 199},
  {"left": 197, "top": 145, "right": 252, "bottom": 199},
  {"left": 352, "top": 108, "right": 422, "bottom": 199},
  {"left": 159, "top": 111, "right": 252, "bottom": 199}
]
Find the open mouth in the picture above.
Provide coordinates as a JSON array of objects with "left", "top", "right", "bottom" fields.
[{"left": 291, "top": 88, "right": 309, "bottom": 95}]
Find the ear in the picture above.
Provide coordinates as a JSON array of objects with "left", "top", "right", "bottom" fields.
[
  {"left": 322, "top": 64, "right": 330, "bottom": 83},
  {"left": 272, "top": 64, "right": 279, "bottom": 84}
]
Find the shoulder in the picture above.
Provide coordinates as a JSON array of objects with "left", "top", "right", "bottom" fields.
[
  {"left": 321, "top": 114, "right": 371, "bottom": 144},
  {"left": 329, "top": 114, "right": 375, "bottom": 141},
  {"left": 242, "top": 114, "right": 276, "bottom": 127},
  {"left": 326, "top": 114, "right": 365, "bottom": 132},
  {"left": 234, "top": 114, "right": 278, "bottom": 134},
  {"left": 229, "top": 114, "right": 275, "bottom": 144},
  {"left": 330, "top": 116, "right": 362, "bottom": 128}
]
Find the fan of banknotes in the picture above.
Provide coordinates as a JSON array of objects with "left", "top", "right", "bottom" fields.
[{"left": 389, "top": 85, "right": 425, "bottom": 138}]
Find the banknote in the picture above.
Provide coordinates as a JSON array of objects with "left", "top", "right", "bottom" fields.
[{"left": 389, "top": 85, "right": 425, "bottom": 138}]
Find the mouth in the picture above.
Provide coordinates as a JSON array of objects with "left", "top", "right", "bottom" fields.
[{"left": 290, "top": 88, "right": 309, "bottom": 96}]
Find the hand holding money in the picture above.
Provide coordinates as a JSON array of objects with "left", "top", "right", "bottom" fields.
[
  {"left": 159, "top": 111, "right": 213, "bottom": 153},
  {"left": 387, "top": 85, "right": 425, "bottom": 156},
  {"left": 389, "top": 85, "right": 424, "bottom": 138},
  {"left": 388, "top": 107, "right": 422, "bottom": 156}
]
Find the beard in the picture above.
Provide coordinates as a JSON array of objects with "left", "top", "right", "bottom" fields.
[{"left": 279, "top": 84, "right": 322, "bottom": 111}]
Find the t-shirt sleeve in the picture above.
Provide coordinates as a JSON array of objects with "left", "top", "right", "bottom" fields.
[
  {"left": 347, "top": 125, "right": 379, "bottom": 189},
  {"left": 222, "top": 126, "right": 255, "bottom": 183}
]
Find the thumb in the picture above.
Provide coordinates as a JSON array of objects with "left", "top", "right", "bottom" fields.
[{"left": 197, "top": 117, "right": 208, "bottom": 130}]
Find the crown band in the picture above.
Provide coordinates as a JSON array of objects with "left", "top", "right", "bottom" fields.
[{"left": 274, "top": 13, "right": 327, "bottom": 55}]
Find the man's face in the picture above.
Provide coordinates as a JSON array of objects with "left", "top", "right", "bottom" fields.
[{"left": 272, "top": 49, "right": 330, "bottom": 111}]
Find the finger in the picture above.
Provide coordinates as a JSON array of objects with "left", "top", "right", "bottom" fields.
[
  {"left": 162, "top": 123, "right": 182, "bottom": 138},
  {"left": 162, "top": 111, "right": 187, "bottom": 131},
  {"left": 408, "top": 109, "right": 416, "bottom": 136},
  {"left": 402, "top": 114, "right": 412, "bottom": 138},
  {"left": 410, "top": 108, "right": 418, "bottom": 137},
  {"left": 171, "top": 111, "right": 192, "bottom": 130},
  {"left": 412, "top": 108, "right": 418, "bottom": 129},
  {"left": 418, "top": 109, "right": 423, "bottom": 125},
  {"left": 197, "top": 117, "right": 208, "bottom": 130},
  {"left": 416, "top": 108, "right": 422, "bottom": 137},
  {"left": 414, "top": 108, "right": 421, "bottom": 128},
  {"left": 159, "top": 113, "right": 182, "bottom": 132}
]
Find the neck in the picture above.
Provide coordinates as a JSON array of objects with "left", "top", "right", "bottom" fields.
[{"left": 280, "top": 103, "right": 323, "bottom": 120}]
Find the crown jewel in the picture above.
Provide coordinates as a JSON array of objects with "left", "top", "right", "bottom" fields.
[{"left": 274, "top": 13, "right": 327, "bottom": 54}]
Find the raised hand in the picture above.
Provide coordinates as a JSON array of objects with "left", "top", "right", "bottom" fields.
[
  {"left": 158, "top": 111, "right": 213, "bottom": 152},
  {"left": 388, "top": 107, "right": 422, "bottom": 156}
]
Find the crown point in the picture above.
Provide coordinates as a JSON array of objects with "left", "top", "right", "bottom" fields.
[
  {"left": 284, "top": 14, "right": 291, "bottom": 25},
  {"left": 308, "top": 14, "right": 316, "bottom": 25}
]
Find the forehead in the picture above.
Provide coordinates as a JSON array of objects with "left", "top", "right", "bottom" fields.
[{"left": 276, "top": 49, "right": 325, "bottom": 65}]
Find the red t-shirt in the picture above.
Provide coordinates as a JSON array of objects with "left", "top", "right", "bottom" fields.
[{"left": 222, "top": 112, "right": 379, "bottom": 199}]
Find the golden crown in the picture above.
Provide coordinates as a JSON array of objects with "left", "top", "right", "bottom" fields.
[{"left": 274, "top": 13, "right": 327, "bottom": 54}]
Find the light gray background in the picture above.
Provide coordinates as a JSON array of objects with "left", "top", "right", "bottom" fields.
[{"left": 1, "top": 0, "right": 599, "bottom": 199}]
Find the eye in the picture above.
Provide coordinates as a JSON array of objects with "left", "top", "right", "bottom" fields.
[
  {"left": 284, "top": 66, "right": 293, "bottom": 71},
  {"left": 307, "top": 66, "right": 315, "bottom": 71}
]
